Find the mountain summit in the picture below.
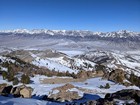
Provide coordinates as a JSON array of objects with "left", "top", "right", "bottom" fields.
[{"left": 0, "top": 29, "right": 139, "bottom": 38}]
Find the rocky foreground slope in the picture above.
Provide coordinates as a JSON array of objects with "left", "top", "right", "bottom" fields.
[{"left": 0, "top": 82, "right": 140, "bottom": 105}]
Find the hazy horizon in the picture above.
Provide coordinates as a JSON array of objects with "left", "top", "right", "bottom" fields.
[{"left": 0, "top": 28, "right": 140, "bottom": 33}]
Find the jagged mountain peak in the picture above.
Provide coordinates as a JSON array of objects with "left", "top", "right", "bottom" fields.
[{"left": 0, "top": 29, "right": 139, "bottom": 38}]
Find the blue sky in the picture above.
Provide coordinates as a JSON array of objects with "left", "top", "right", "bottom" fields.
[{"left": 0, "top": 0, "right": 140, "bottom": 32}]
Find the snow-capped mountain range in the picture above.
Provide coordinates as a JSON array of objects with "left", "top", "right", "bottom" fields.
[{"left": 0, "top": 29, "right": 140, "bottom": 38}]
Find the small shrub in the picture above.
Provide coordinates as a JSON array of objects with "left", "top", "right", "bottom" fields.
[
  {"left": 116, "top": 75, "right": 123, "bottom": 83},
  {"left": 46, "top": 73, "right": 53, "bottom": 77},
  {"left": 83, "top": 62, "right": 88, "bottom": 67},
  {"left": 99, "top": 83, "right": 110, "bottom": 89},
  {"left": 21, "top": 74, "right": 30, "bottom": 84},
  {"left": 95, "top": 64, "right": 105, "bottom": 71},
  {"left": 105, "top": 83, "right": 110, "bottom": 89},
  {"left": 85, "top": 82, "right": 88, "bottom": 85},
  {"left": 88, "top": 64, "right": 92, "bottom": 68},
  {"left": 129, "top": 72, "right": 140, "bottom": 87},
  {"left": 71, "top": 72, "right": 77, "bottom": 78},
  {"left": 7, "top": 74, "right": 14, "bottom": 82},
  {"left": 6, "top": 66, "right": 15, "bottom": 82},
  {"left": 99, "top": 85, "right": 104, "bottom": 88},
  {"left": 2, "top": 71, "right": 8, "bottom": 80},
  {"left": 57, "top": 72, "right": 64, "bottom": 77},
  {"left": 13, "top": 77, "right": 19, "bottom": 85},
  {"left": 66, "top": 71, "right": 71, "bottom": 77}
]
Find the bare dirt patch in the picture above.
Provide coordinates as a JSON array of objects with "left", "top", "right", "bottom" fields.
[{"left": 40, "top": 77, "right": 86, "bottom": 84}]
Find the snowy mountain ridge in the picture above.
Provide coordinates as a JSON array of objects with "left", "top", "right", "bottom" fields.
[
  {"left": 0, "top": 29, "right": 140, "bottom": 38},
  {"left": 1, "top": 49, "right": 140, "bottom": 77}
]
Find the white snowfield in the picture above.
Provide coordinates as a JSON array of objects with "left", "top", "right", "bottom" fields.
[
  {"left": 32, "top": 55, "right": 78, "bottom": 74},
  {"left": 0, "top": 56, "right": 15, "bottom": 64},
  {"left": 48, "top": 57, "right": 96, "bottom": 71},
  {"left": 29, "top": 51, "right": 97, "bottom": 74}
]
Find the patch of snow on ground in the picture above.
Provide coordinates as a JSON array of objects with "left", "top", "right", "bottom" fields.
[
  {"left": 27, "top": 75, "right": 64, "bottom": 96},
  {"left": 0, "top": 76, "right": 13, "bottom": 85},
  {"left": 71, "top": 77, "right": 139, "bottom": 97},
  {"left": 0, "top": 56, "right": 15, "bottom": 63}
]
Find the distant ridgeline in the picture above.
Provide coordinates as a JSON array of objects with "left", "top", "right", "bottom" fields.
[{"left": 0, "top": 29, "right": 140, "bottom": 42}]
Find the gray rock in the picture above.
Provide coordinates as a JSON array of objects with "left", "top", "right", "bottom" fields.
[
  {"left": 11, "top": 85, "right": 33, "bottom": 98},
  {"left": 48, "top": 84, "right": 82, "bottom": 102}
]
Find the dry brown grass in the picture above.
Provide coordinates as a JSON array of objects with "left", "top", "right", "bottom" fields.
[{"left": 40, "top": 77, "right": 86, "bottom": 84}]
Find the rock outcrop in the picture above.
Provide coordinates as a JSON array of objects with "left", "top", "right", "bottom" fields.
[
  {"left": 0, "top": 83, "right": 7, "bottom": 94},
  {"left": 0, "top": 84, "right": 33, "bottom": 98},
  {"left": 19, "top": 85, "right": 33, "bottom": 98},
  {"left": 87, "top": 89, "right": 140, "bottom": 105},
  {"left": 76, "top": 70, "right": 93, "bottom": 79},
  {"left": 11, "top": 85, "right": 33, "bottom": 98},
  {"left": 0, "top": 84, "right": 13, "bottom": 96},
  {"left": 110, "top": 89, "right": 140, "bottom": 103},
  {"left": 103, "top": 69, "right": 126, "bottom": 83},
  {"left": 48, "top": 83, "right": 83, "bottom": 102}
]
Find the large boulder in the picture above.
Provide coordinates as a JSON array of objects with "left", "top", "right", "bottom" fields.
[
  {"left": 11, "top": 85, "right": 33, "bottom": 98},
  {"left": 0, "top": 83, "right": 7, "bottom": 95},
  {"left": 48, "top": 83, "right": 83, "bottom": 102},
  {"left": 19, "top": 85, "right": 33, "bottom": 98},
  {"left": 76, "top": 70, "right": 93, "bottom": 79},
  {"left": 87, "top": 98, "right": 114, "bottom": 105},
  {"left": 10, "top": 86, "right": 21, "bottom": 97},
  {"left": 97, "top": 99, "right": 114, "bottom": 105},
  {"left": 2, "top": 85, "right": 13, "bottom": 95},
  {"left": 76, "top": 70, "right": 88, "bottom": 79},
  {"left": 110, "top": 89, "right": 140, "bottom": 103},
  {"left": 54, "top": 83, "right": 75, "bottom": 92},
  {"left": 104, "top": 69, "right": 125, "bottom": 83},
  {"left": 95, "top": 70, "right": 104, "bottom": 77},
  {"left": 87, "top": 89, "right": 140, "bottom": 105},
  {"left": 87, "top": 100, "right": 97, "bottom": 105},
  {"left": 49, "top": 91, "right": 81, "bottom": 102}
]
